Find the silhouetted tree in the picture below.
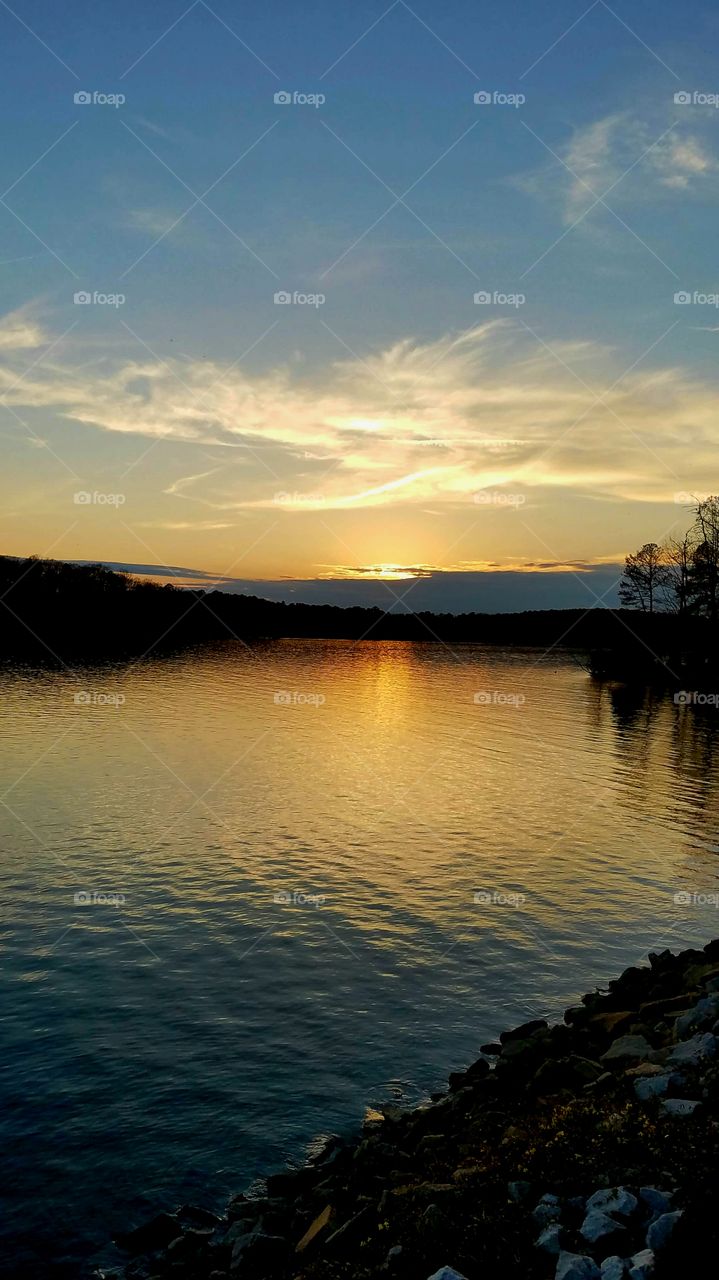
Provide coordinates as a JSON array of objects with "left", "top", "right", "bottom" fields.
[{"left": 619, "top": 542, "right": 670, "bottom": 613}]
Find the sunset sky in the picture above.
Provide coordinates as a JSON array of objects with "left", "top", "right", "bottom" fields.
[{"left": 1, "top": 0, "right": 718, "bottom": 610}]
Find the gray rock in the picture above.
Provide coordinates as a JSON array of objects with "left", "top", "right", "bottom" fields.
[
  {"left": 675, "top": 994, "right": 719, "bottom": 1037},
  {"left": 581, "top": 1209, "right": 627, "bottom": 1246},
  {"left": 639, "top": 1187, "right": 673, "bottom": 1217},
  {"left": 601, "top": 1259, "right": 626, "bottom": 1279},
  {"left": 646, "top": 1209, "right": 683, "bottom": 1252},
  {"left": 556, "top": 1253, "right": 602, "bottom": 1280},
  {"left": 634, "top": 1074, "right": 672, "bottom": 1100},
  {"left": 533, "top": 1193, "right": 563, "bottom": 1226},
  {"left": 661, "top": 1097, "right": 701, "bottom": 1116},
  {"left": 426, "top": 1270, "right": 469, "bottom": 1280},
  {"left": 508, "top": 1179, "right": 532, "bottom": 1202},
  {"left": 596, "top": 1259, "right": 624, "bottom": 1280},
  {"left": 536, "top": 1223, "right": 564, "bottom": 1254},
  {"left": 667, "top": 1032, "right": 718, "bottom": 1067},
  {"left": 628, "top": 1248, "right": 655, "bottom": 1279},
  {"left": 586, "top": 1187, "right": 639, "bottom": 1218},
  {"left": 600, "top": 1035, "right": 652, "bottom": 1064}
]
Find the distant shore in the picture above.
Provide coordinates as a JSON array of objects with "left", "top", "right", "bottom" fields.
[
  {"left": 99, "top": 939, "right": 719, "bottom": 1280},
  {"left": 0, "top": 555, "right": 701, "bottom": 670}
]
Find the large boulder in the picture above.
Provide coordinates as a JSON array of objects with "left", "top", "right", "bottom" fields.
[
  {"left": 556, "top": 1252, "right": 602, "bottom": 1280},
  {"left": 600, "top": 1035, "right": 652, "bottom": 1065},
  {"left": 646, "top": 1209, "right": 683, "bottom": 1252},
  {"left": 667, "top": 1033, "right": 717, "bottom": 1067},
  {"left": 580, "top": 1209, "right": 627, "bottom": 1249},
  {"left": 586, "top": 1187, "right": 638, "bottom": 1219}
]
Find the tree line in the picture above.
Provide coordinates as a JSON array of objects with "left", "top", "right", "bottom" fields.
[{"left": 620, "top": 496, "right": 719, "bottom": 621}]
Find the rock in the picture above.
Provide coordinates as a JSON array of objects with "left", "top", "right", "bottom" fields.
[
  {"left": 627, "top": 1248, "right": 655, "bottom": 1279},
  {"left": 675, "top": 994, "right": 719, "bottom": 1036},
  {"left": 166, "top": 1229, "right": 210, "bottom": 1261},
  {"left": 500, "top": 1018, "right": 548, "bottom": 1043},
  {"left": 556, "top": 1252, "right": 602, "bottom": 1280},
  {"left": 639, "top": 1187, "right": 673, "bottom": 1217},
  {"left": 601, "top": 1259, "right": 626, "bottom": 1279},
  {"left": 426, "top": 1270, "right": 469, "bottom": 1280},
  {"left": 588, "top": 1010, "right": 635, "bottom": 1038},
  {"left": 581, "top": 1209, "right": 627, "bottom": 1247},
  {"left": 230, "top": 1231, "right": 288, "bottom": 1273},
  {"left": 480, "top": 1042, "right": 502, "bottom": 1054},
  {"left": 296, "top": 1204, "right": 333, "bottom": 1252},
  {"left": 385, "top": 1243, "right": 403, "bottom": 1264},
  {"left": 600, "top": 1035, "right": 652, "bottom": 1064},
  {"left": 634, "top": 1074, "right": 671, "bottom": 1100},
  {"left": 667, "top": 1032, "right": 718, "bottom": 1067},
  {"left": 508, "top": 1179, "right": 532, "bottom": 1203},
  {"left": 533, "top": 1193, "right": 563, "bottom": 1227},
  {"left": 177, "top": 1204, "right": 223, "bottom": 1229},
  {"left": 646, "top": 1209, "right": 683, "bottom": 1252},
  {"left": 114, "top": 1213, "right": 182, "bottom": 1255},
  {"left": 625, "top": 1062, "right": 665, "bottom": 1078},
  {"left": 534, "top": 1056, "right": 603, "bottom": 1092},
  {"left": 586, "top": 1187, "right": 638, "bottom": 1218},
  {"left": 536, "top": 1223, "right": 564, "bottom": 1254},
  {"left": 661, "top": 1097, "right": 701, "bottom": 1115}
]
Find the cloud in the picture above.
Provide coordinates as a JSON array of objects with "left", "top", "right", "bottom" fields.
[
  {"left": 524, "top": 111, "right": 716, "bottom": 225},
  {"left": 0, "top": 305, "right": 49, "bottom": 350},
  {"left": 1, "top": 310, "right": 718, "bottom": 515}
]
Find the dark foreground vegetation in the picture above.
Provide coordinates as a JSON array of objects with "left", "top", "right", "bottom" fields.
[
  {"left": 96, "top": 940, "right": 719, "bottom": 1280},
  {"left": 0, "top": 554, "right": 709, "bottom": 673}
]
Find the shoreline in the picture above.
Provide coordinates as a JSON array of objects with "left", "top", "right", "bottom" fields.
[{"left": 96, "top": 939, "right": 719, "bottom": 1280}]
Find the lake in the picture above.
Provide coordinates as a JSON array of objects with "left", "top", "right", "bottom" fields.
[{"left": 1, "top": 639, "right": 718, "bottom": 1276}]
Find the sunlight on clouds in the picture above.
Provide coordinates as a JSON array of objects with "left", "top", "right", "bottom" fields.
[{"left": 1, "top": 312, "right": 719, "bottom": 520}]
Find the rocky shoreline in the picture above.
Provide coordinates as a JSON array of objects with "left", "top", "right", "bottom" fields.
[{"left": 96, "top": 940, "right": 719, "bottom": 1280}]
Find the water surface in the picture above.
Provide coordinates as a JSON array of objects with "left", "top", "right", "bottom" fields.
[{"left": 1, "top": 640, "right": 718, "bottom": 1276}]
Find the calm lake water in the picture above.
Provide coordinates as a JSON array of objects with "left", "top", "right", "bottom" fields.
[{"left": 2, "top": 639, "right": 719, "bottom": 1276}]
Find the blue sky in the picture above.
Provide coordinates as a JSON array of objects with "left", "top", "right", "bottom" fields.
[{"left": 1, "top": 0, "right": 718, "bottom": 610}]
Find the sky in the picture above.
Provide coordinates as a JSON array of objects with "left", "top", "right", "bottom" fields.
[{"left": 1, "top": 0, "right": 718, "bottom": 612}]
